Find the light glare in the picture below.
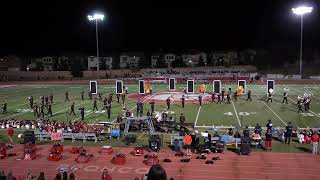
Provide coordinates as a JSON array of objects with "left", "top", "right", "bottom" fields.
[
  {"left": 87, "top": 13, "right": 104, "bottom": 21},
  {"left": 292, "top": 6, "right": 313, "bottom": 15}
]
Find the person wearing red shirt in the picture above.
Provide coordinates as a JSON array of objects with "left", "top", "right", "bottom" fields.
[
  {"left": 311, "top": 132, "right": 319, "bottom": 155},
  {"left": 7, "top": 125, "right": 14, "bottom": 145},
  {"left": 102, "top": 169, "right": 112, "bottom": 180}
]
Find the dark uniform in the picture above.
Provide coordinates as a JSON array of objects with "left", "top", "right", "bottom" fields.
[
  {"left": 81, "top": 91, "right": 84, "bottom": 101},
  {"left": 246, "top": 90, "right": 252, "bottom": 101},
  {"left": 149, "top": 101, "right": 155, "bottom": 113},
  {"left": 88, "top": 92, "right": 92, "bottom": 101},
  {"left": 93, "top": 99, "right": 98, "bottom": 111},
  {"left": 221, "top": 90, "right": 225, "bottom": 101},
  {"left": 233, "top": 91, "right": 237, "bottom": 102},
  {"left": 116, "top": 94, "right": 120, "bottom": 103},
  {"left": 45, "top": 96, "right": 49, "bottom": 105},
  {"left": 70, "top": 102, "right": 76, "bottom": 116},
  {"left": 166, "top": 97, "right": 171, "bottom": 109},
  {"left": 121, "top": 93, "right": 126, "bottom": 105},
  {"left": 217, "top": 93, "right": 221, "bottom": 104},
  {"left": 98, "top": 92, "right": 103, "bottom": 101},
  {"left": 2, "top": 103, "right": 7, "bottom": 114},
  {"left": 103, "top": 97, "right": 108, "bottom": 109},
  {"left": 297, "top": 100, "right": 303, "bottom": 113},
  {"left": 33, "top": 104, "right": 39, "bottom": 117},
  {"left": 49, "top": 94, "right": 53, "bottom": 103},
  {"left": 106, "top": 102, "right": 111, "bottom": 119},
  {"left": 282, "top": 92, "right": 288, "bottom": 104},
  {"left": 79, "top": 106, "right": 85, "bottom": 120},
  {"left": 29, "top": 96, "right": 34, "bottom": 109},
  {"left": 226, "top": 94, "right": 231, "bottom": 104},
  {"left": 39, "top": 103, "right": 45, "bottom": 118},
  {"left": 146, "top": 110, "right": 151, "bottom": 117},
  {"left": 211, "top": 93, "right": 215, "bottom": 103},
  {"left": 266, "top": 92, "right": 272, "bottom": 103},
  {"left": 47, "top": 103, "right": 52, "bottom": 116},
  {"left": 285, "top": 122, "right": 293, "bottom": 144},
  {"left": 181, "top": 95, "right": 185, "bottom": 108},
  {"left": 40, "top": 96, "right": 45, "bottom": 105},
  {"left": 65, "top": 91, "right": 70, "bottom": 102},
  {"left": 198, "top": 95, "right": 202, "bottom": 106}
]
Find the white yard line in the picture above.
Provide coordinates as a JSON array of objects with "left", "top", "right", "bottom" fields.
[
  {"left": 231, "top": 100, "right": 241, "bottom": 127},
  {"left": 194, "top": 106, "right": 202, "bottom": 127},
  {"left": 247, "top": 86, "right": 287, "bottom": 126},
  {"left": 45, "top": 100, "right": 88, "bottom": 118}
]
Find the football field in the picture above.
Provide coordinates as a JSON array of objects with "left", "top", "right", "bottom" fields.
[{"left": 1, "top": 83, "right": 320, "bottom": 129}]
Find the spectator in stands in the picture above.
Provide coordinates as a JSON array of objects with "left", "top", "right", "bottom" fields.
[
  {"left": 6, "top": 170, "right": 16, "bottom": 180},
  {"left": 7, "top": 125, "right": 14, "bottom": 145},
  {"left": 265, "top": 129, "right": 273, "bottom": 151},
  {"left": 102, "top": 169, "right": 112, "bottom": 180},
  {"left": 311, "top": 131, "right": 319, "bottom": 155},
  {"left": 37, "top": 172, "right": 45, "bottom": 180},
  {"left": 54, "top": 173, "right": 62, "bottom": 180},
  {"left": 254, "top": 123, "right": 262, "bottom": 136},
  {"left": 147, "top": 164, "right": 167, "bottom": 180}
]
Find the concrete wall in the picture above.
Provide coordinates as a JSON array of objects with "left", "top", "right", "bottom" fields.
[{"left": 0, "top": 71, "right": 72, "bottom": 81}]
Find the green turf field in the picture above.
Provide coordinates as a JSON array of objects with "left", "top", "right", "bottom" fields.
[{"left": 1, "top": 83, "right": 320, "bottom": 129}]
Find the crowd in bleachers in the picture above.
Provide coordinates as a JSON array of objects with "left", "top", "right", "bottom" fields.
[{"left": 0, "top": 119, "right": 104, "bottom": 135}]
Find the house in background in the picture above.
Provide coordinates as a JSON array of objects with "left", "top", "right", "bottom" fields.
[
  {"left": 164, "top": 53, "right": 176, "bottom": 68},
  {"left": 87, "top": 56, "right": 99, "bottom": 70},
  {"left": 211, "top": 51, "right": 238, "bottom": 66},
  {"left": 119, "top": 52, "right": 144, "bottom": 69},
  {"left": 41, "top": 56, "right": 54, "bottom": 71},
  {"left": 182, "top": 51, "right": 207, "bottom": 66},
  {"left": 151, "top": 53, "right": 161, "bottom": 68}
]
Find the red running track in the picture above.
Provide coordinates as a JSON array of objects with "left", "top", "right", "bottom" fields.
[{"left": 1, "top": 145, "right": 320, "bottom": 180}]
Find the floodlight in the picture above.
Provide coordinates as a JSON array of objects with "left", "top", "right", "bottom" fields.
[{"left": 292, "top": 6, "right": 313, "bottom": 15}]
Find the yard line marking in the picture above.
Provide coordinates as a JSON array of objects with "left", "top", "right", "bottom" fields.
[
  {"left": 286, "top": 96, "right": 320, "bottom": 118},
  {"left": 231, "top": 100, "right": 241, "bottom": 127},
  {"left": 45, "top": 100, "right": 88, "bottom": 118},
  {"left": 247, "top": 86, "right": 287, "bottom": 126},
  {"left": 194, "top": 106, "right": 202, "bottom": 127},
  {"left": 224, "top": 84, "right": 241, "bottom": 127},
  {"left": 72, "top": 105, "right": 105, "bottom": 122}
]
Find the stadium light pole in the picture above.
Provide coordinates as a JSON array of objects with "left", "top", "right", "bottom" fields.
[
  {"left": 88, "top": 13, "right": 105, "bottom": 80},
  {"left": 292, "top": 6, "right": 313, "bottom": 77}
]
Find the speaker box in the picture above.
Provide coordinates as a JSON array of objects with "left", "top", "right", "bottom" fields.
[{"left": 125, "top": 134, "right": 137, "bottom": 144}]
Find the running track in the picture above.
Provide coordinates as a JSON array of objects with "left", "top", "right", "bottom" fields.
[{"left": 1, "top": 145, "right": 320, "bottom": 180}]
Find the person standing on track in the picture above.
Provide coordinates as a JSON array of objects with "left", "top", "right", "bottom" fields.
[
  {"left": 70, "top": 102, "right": 76, "bottom": 116},
  {"left": 265, "top": 129, "right": 273, "bottom": 151},
  {"left": 106, "top": 101, "right": 111, "bottom": 119},
  {"left": 29, "top": 96, "right": 33, "bottom": 109},
  {"left": 79, "top": 105, "right": 85, "bottom": 121},
  {"left": 93, "top": 98, "right": 98, "bottom": 111},
  {"left": 311, "top": 131, "right": 319, "bottom": 155},
  {"left": 7, "top": 125, "right": 14, "bottom": 145},
  {"left": 65, "top": 90, "right": 70, "bottom": 102}
]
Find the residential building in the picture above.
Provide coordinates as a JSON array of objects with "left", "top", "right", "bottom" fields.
[
  {"left": 119, "top": 52, "right": 143, "bottom": 69},
  {"left": 151, "top": 54, "right": 160, "bottom": 68},
  {"left": 182, "top": 52, "right": 207, "bottom": 66},
  {"left": 211, "top": 51, "right": 238, "bottom": 66},
  {"left": 41, "top": 56, "right": 54, "bottom": 71},
  {"left": 88, "top": 56, "right": 98, "bottom": 70}
]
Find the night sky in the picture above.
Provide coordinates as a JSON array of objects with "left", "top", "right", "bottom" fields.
[{"left": 0, "top": 0, "right": 319, "bottom": 56}]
